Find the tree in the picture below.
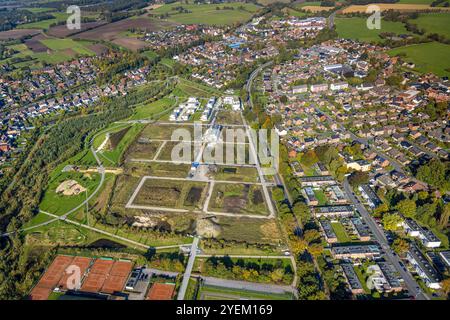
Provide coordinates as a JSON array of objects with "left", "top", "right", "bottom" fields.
[
  {"left": 396, "top": 199, "right": 416, "bottom": 218},
  {"left": 272, "top": 187, "right": 285, "bottom": 202},
  {"left": 308, "top": 243, "right": 324, "bottom": 257},
  {"left": 303, "top": 229, "right": 321, "bottom": 244},
  {"left": 347, "top": 171, "right": 369, "bottom": 188},
  {"left": 300, "top": 150, "right": 318, "bottom": 168},
  {"left": 392, "top": 238, "right": 409, "bottom": 256},
  {"left": 439, "top": 203, "right": 450, "bottom": 230},
  {"left": 292, "top": 202, "right": 310, "bottom": 226},
  {"left": 382, "top": 213, "right": 403, "bottom": 231},
  {"left": 270, "top": 268, "right": 285, "bottom": 283},
  {"left": 374, "top": 203, "right": 389, "bottom": 216},
  {"left": 441, "top": 278, "right": 450, "bottom": 298},
  {"left": 291, "top": 238, "right": 308, "bottom": 255}
]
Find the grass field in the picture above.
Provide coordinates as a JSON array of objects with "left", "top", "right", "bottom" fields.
[
  {"left": 389, "top": 41, "right": 450, "bottom": 77},
  {"left": 173, "top": 78, "right": 222, "bottom": 97},
  {"left": 39, "top": 170, "right": 101, "bottom": 216},
  {"left": 129, "top": 96, "right": 176, "bottom": 120},
  {"left": 151, "top": 2, "right": 261, "bottom": 26},
  {"left": 198, "top": 284, "right": 294, "bottom": 300},
  {"left": 18, "top": 12, "right": 69, "bottom": 29},
  {"left": 335, "top": 17, "right": 411, "bottom": 43},
  {"left": 409, "top": 13, "right": 450, "bottom": 39},
  {"left": 98, "top": 123, "right": 144, "bottom": 165},
  {"left": 40, "top": 39, "right": 96, "bottom": 56}
]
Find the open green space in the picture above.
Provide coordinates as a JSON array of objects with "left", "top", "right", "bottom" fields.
[
  {"left": 313, "top": 188, "right": 328, "bottom": 206},
  {"left": 389, "top": 41, "right": 450, "bottom": 77},
  {"left": 331, "top": 222, "right": 352, "bottom": 243},
  {"left": 409, "top": 13, "right": 450, "bottom": 39},
  {"left": 98, "top": 123, "right": 144, "bottom": 165},
  {"left": 129, "top": 96, "right": 176, "bottom": 120},
  {"left": 173, "top": 78, "right": 222, "bottom": 97},
  {"left": 151, "top": 2, "right": 262, "bottom": 26},
  {"left": 335, "top": 17, "right": 411, "bottom": 43},
  {"left": 39, "top": 170, "right": 101, "bottom": 216}
]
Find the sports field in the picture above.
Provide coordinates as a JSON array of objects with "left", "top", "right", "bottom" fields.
[
  {"left": 198, "top": 285, "right": 294, "bottom": 300},
  {"left": 151, "top": 2, "right": 262, "bottom": 25},
  {"left": 335, "top": 17, "right": 411, "bottom": 42},
  {"left": 389, "top": 41, "right": 450, "bottom": 77}
]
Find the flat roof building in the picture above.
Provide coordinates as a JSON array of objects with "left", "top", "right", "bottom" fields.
[
  {"left": 341, "top": 263, "right": 364, "bottom": 295},
  {"left": 350, "top": 217, "right": 371, "bottom": 241},
  {"left": 407, "top": 244, "right": 441, "bottom": 289},
  {"left": 319, "top": 220, "right": 338, "bottom": 244},
  {"left": 314, "top": 205, "right": 354, "bottom": 218},
  {"left": 331, "top": 244, "right": 380, "bottom": 260},
  {"left": 300, "top": 175, "right": 335, "bottom": 187}
]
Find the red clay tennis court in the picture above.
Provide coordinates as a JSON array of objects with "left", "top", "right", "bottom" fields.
[
  {"left": 37, "top": 255, "right": 74, "bottom": 289},
  {"left": 90, "top": 259, "right": 114, "bottom": 275},
  {"left": 58, "top": 256, "right": 93, "bottom": 290},
  {"left": 146, "top": 283, "right": 176, "bottom": 300},
  {"left": 100, "top": 260, "right": 133, "bottom": 294},
  {"left": 81, "top": 273, "right": 107, "bottom": 293},
  {"left": 29, "top": 286, "right": 52, "bottom": 300}
]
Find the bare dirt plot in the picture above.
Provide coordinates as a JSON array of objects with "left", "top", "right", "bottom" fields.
[
  {"left": 209, "top": 183, "right": 269, "bottom": 216},
  {"left": 140, "top": 124, "right": 196, "bottom": 140},
  {"left": 125, "top": 162, "right": 191, "bottom": 178},
  {"left": 87, "top": 43, "right": 108, "bottom": 55},
  {"left": 217, "top": 216, "right": 283, "bottom": 244},
  {"left": 47, "top": 21, "right": 107, "bottom": 38},
  {"left": 112, "top": 37, "right": 149, "bottom": 51},
  {"left": 215, "top": 110, "right": 244, "bottom": 125},
  {"left": 25, "top": 34, "right": 48, "bottom": 53},
  {"left": 0, "top": 28, "right": 40, "bottom": 40},
  {"left": 126, "top": 140, "right": 162, "bottom": 159},
  {"left": 132, "top": 178, "right": 208, "bottom": 210},
  {"left": 73, "top": 17, "right": 176, "bottom": 50},
  {"left": 157, "top": 141, "right": 195, "bottom": 161},
  {"left": 341, "top": 4, "right": 450, "bottom": 13}
]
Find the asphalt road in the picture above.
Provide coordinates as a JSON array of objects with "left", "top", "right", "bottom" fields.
[
  {"left": 343, "top": 177, "right": 429, "bottom": 300},
  {"left": 177, "top": 236, "right": 200, "bottom": 300}
]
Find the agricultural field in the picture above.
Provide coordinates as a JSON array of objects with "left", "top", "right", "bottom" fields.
[
  {"left": 208, "top": 183, "right": 269, "bottom": 216},
  {"left": 335, "top": 17, "right": 411, "bottom": 43},
  {"left": 389, "top": 41, "right": 450, "bottom": 77},
  {"left": 150, "top": 1, "right": 262, "bottom": 26},
  {"left": 408, "top": 13, "right": 450, "bottom": 39},
  {"left": 0, "top": 28, "right": 40, "bottom": 40},
  {"left": 341, "top": 4, "right": 450, "bottom": 13},
  {"left": 39, "top": 38, "right": 96, "bottom": 55}
]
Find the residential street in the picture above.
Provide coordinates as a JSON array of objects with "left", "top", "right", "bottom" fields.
[{"left": 343, "top": 177, "right": 429, "bottom": 300}]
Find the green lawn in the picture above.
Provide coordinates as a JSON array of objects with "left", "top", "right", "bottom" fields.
[
  {"left": 331, "top": 222, "right": 352, "bottom": 243},
  {"left": 151, "top": 2, "right": 262, "bottom": 26},
  {"left": 173, "top": 78, "right": 222, "bottom": 97},
  {"left": 98, "top": 123, "right": 144, "bottom": 165},
  {"left": 313, "top": 189, "right": 328, "bottom": 206},
  {"left": 410, "top": 13, "right": 450, "bottom": 39},
  {"left": 130, "top": 96, "right": 176, "bottom": 120},
  {"left": 39, "top": 170, "right": 102, "bottom": 216},
  {"left": 335, "top": 17, "right": 411, "bottom": 43},
  {"left": 389, "top": 42, "right": 450, "bottom": 77}
]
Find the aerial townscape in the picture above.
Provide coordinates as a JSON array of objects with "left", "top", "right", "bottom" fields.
[{"left": 0, "top": 0, "right": 449, "bottom": 305}]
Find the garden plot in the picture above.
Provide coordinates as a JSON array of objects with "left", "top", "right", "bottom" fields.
[
  {"left": 208, "top": 183, "right": 269, "bottom": 216},
  {"left": 127, "top": 177, "right": 208, "bottom": 211}
]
